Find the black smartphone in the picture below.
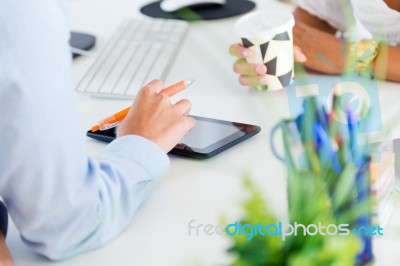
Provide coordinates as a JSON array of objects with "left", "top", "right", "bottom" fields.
[
  {"left": 87, "top": 116, "right": 261, "bottom": 159},
  {"left": 70, "top": 31, "right": 96, "bottom": 59}
]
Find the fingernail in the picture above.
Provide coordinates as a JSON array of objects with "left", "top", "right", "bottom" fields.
[
  {"left": 260, "top": 76, "right": 269, "bottom": 85},
  {"left": 300, "top": 54, "right": 307, "bottom": 62},
  {"left": 242, "top": 50, "right": 253, "bottom": 58},
  {"left": 255, "top": 65, "right": 266, "bottom": 74}
]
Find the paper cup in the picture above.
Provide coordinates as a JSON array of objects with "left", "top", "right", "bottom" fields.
[{"left": 235, "top": 9, "right": 295, "bottom": 91}]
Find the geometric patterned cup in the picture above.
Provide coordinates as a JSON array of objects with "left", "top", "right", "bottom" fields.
[{"left": 235, "top": 10, "right": 295, "bottom": 91}]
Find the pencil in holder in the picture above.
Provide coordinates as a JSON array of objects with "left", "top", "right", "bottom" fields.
[{"left": 270, "top": 95, "right": 373, "bottom": 265}]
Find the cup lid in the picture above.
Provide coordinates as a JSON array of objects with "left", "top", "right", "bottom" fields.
[{"left": 235, "top": 9, "right": 295, "bottom": 39}]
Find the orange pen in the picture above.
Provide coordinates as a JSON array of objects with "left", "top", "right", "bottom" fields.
[{"left": 91, "top": 77, "right": 196, "bottom": 132}]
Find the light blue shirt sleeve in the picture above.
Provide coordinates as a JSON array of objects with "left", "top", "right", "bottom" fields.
[{"left": 0, "top": 0, "right": 170, "bottom": 260}]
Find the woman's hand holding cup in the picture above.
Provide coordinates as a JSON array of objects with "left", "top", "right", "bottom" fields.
[
  {"left": 229, "top": 43, "right": 307, "bottom": 88},
  {"left": 232, "top": 9, "right": 308, "bottom": 90}
]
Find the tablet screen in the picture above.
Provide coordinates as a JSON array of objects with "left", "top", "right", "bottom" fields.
[{"left": 179, "top": 119, "right": 239, "bottom": 149}]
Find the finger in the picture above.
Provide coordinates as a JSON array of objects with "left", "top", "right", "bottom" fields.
[
  {"left": 233, "top": 59, "right": 267, "bottom": 75},
  {"left": 186, "top": 116, "right": 196, "bottom": 131},
  {"left": 229, "top": 43, "right": 253, "bottom": 58},
  {"left": 181, "top": 116, "right": 196, "bottom": 133},
  {"left": 174, "top": 99, "right": 192, "bottom": 115},
  {"left": 294, "top": 46, "right": 307, "bottom": 63},
  {"left": 142, "top": 79, "right": 164, "bottom": 94},
  {"left": 172, "top": 116, "right": 196, "bottom": 141},
  {"left": 239, "top": 75, "right": 268, "bottom": 87}
]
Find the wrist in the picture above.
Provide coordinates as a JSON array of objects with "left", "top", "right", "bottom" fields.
[
  {"left": 372, "top": 43, "right": 388, "bottom": 80},
  {"left": 347, "top": 39, "right": 379, "bottom": 77}
]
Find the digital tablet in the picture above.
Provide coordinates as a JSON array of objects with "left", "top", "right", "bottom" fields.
[{"left": 87, "top": 116, "right": 261, "bottom": 159}]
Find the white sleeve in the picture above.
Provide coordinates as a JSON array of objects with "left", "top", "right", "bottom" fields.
[
  {"left": 351, "top": 0, "right": 400, "bottom": 44},
  {"left": 294, "top": 0, "right": 352, "bottom": 33},
  {"left": 0, "top": 0, "right": 169, "bottom": 260}
]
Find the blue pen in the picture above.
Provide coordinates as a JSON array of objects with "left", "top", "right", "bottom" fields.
[
  {"left": 315, "top": 101, "right": 329, "bottom": 131},
  {"left": 314, "top": 123, "right": 342, "bottom": 173},
  {"left": 346, "top": 107, "right": 373, "bottom": 264},
  {"left": 355, "top": 156, "right": 373, "bottom": 265},
  {"left": 347, "top": 111, "right": 361, "bottom": 166}
]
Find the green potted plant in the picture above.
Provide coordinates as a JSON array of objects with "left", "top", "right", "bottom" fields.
[{"left": 226, "top": 96, "right": 373, "bottom": 266}]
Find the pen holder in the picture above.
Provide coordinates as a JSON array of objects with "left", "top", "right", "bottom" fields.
[{"left": 270, "top": 96, "right": 373, "bottom": 265}]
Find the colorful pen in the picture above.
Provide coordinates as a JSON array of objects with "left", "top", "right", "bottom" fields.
[{"left": 91, "top": 77, "right": 196, "bottom": 132}]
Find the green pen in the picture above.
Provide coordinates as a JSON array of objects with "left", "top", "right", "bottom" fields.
[{"left": 300, "top": 97, "right": 320, "bottom": 171}]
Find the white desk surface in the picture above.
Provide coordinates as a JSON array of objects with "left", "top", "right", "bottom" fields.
[{"left": 7, "top": 0, "right": 400, "bottom": 265}]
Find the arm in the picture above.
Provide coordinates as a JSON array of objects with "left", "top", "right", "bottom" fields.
[
  {"left": 0, "top": 0, "right": 193, "bottom": 260},
  {"left": 293, "top": 7, "right": 345, "bottom": 74},
  {"left": 373, "top": 44, "right": 400, "bottom": 83},
  {"left": 231, "top": 7, "right": 400, "bottom": 86},
  {"left": 293, "top": 7, "right": 400, "bottom": 82},
  {"left": 384, "top": 0, "right": 400, "bottom": 11}
]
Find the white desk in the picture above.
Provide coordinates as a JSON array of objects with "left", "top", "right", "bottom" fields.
[{"left": 7, "top": 0, "right": 400, "bottom": 265}]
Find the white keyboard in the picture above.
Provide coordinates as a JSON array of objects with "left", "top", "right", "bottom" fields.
[{"left": 76, "top": 18, "right": 189, "bottom": 99}]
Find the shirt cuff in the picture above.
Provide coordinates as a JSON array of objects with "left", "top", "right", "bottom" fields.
[{"left": 100, "top": 135, "right": 170, "bottom": 180}]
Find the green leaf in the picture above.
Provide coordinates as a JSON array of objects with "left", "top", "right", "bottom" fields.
[{"left": 332, "top": 164, "right": 358, "bottom": 210}]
